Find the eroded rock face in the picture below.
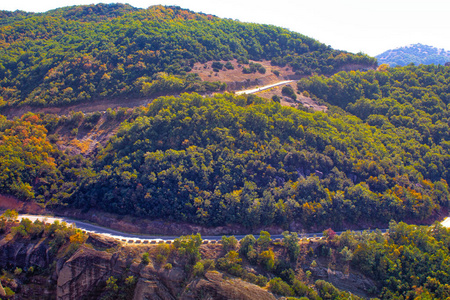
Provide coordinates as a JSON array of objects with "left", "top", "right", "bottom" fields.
[
  {"left": 133, "top": 278, "right": 176, "bottom": 300},
  {"left": 0, "top": 239, "right": 50, "bottom": 269},
  {"left": 86, "top": 233, "right": 119, "bottom": 250},
  {"left": 57, "top": 246, "right": 113, "bottom": 300},
  {"left": 312, "top": 266, "right": 377, "bottom": 298},
  {"left": 0, "top": 281, "right": 6, "bottom": 297},
  {"left": 181, "top": 271, "right": 277, "bottom": 300},
  {"left": 0, "top": 234, "right": 280, "bottom": 300}
]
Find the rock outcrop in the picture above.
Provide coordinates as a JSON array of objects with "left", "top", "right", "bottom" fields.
[
  {"left": 53, "top": 244, "right": 277, "bottom": 300},
  {"left": 311, "top": 266, "right": 377, "bottom": 298},
  {"left": 0, "top": 238, "right": 51, "bottom": 269},
  {"left": 181, "top": 271, "right": 276, "bottom": 300},
  {"left": 133, "top": 278, "right": 176, "bottom": 300},
  {"left": 0, "top": 281, "right": 6, "bottom": 297},
  {"left": 57, "top": 246, "right": 114, "bottom": 300}
]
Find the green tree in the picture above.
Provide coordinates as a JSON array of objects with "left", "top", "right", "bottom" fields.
[
  {"left": 282, "top": 231, "right": 300, "bottom": 262},
  {"left": 257, "top": 231, "right": 272, "bottom": 251},
  {"left": 173, "top": 233, "right": 202, "bottom": 265},
  {"left": 2, "top": 209, "right": 18, "bottom": 222}
]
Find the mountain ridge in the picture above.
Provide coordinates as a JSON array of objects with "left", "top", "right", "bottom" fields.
[{"left": 376, "top": 43, "right": 450, "bottom": 66}]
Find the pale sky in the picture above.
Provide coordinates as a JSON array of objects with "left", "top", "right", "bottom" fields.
[{"left": 1, "top": 0, "right": 449, "bottom": 56}]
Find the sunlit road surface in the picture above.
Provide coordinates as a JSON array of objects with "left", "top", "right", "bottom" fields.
[
  {"left": 18, "top": 214, "right": 175, "bottom": 242},
  {"left": 15, "top": 214, "right": 396, "bottom": 243},
  {"left": 441, "top": 217, "right": 450, "bottom": 228},
  {"left": 235, "top": 80, "right": 294, "bottom": 95}
]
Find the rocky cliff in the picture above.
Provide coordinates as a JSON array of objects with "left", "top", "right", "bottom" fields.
[{"left": 0, "top": 232, "right": 279, "bottom": 300}]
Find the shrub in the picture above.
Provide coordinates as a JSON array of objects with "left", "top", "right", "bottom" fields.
[
  {"left": 83, "top": 111, "right": 102, "bottom": 129},
  {"left": 4, "top": 286, "right": 15, "bottom": 296},
  {"left": 142, "top": 252, "right": 150, "bottom": 265},
  {"left": 125, "top": 276, "right": 136, "bottom": 285},
  {"left": 222, "top": 235, "right": 238, "bottom": 252},
  {"left": 282, "top": 85, "right": 296, "bottom": 100},
  {"left": 237, "top": 57, "right": 249, "bottom": 64},
  {"left": 2, "top": 209, "right": 18, "bottom": 222},
  {"left": 257, "top": 231, "right": 271, "bottom": 251},
  {"left": 245, "top": 272, "right": 268, "bottom": 287},
  {"left": 106, "top": 276, "right": 119, "bottom": 292},
  {"left": 217, "top": 251, "right": 243, "bottom": 276},
  {"left": 268, "top": 277, "right": 294, "bottom": 296},
  {"left": 201, "top": 259, "right": 215, "bottom": 271},
  {"left": 225, "top": 62, "right": 234, "bottom": 70},
  {"left": 193, "top": 261, "right": 205, "bottom": 276},
  {"left": 14, "top": 267, "right": 22, "bottom": 276},
  {"left": 173, "top": 233, "right": 202, "bottom": 265},
  {"left": 258, "top": 249, "right": 275, "bottom": 271},
  {"left": 211, "top": 61, "right": 224, "bottom": 70},
  {"left": 239, "top": 235, "right": 256, "bottom": 258},
  {"left": 282, "top": 231, "right": 300, "bottom": 262},
  {"left": 155, "top": 243, "right": 171, "bottom": 264},
  {"left": 292, "top": 279, "right": 309, "bottom": 297}
]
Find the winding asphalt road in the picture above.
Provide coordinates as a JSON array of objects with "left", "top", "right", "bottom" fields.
[
  {"left": 235, "top": 80, "right": 294, "bottom": 95},
  {"left": 16, "top": 214, "right": 397, "bottom": 243}
]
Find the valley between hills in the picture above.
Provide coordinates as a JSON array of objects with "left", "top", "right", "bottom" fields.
[{"left": 1, "top": 3, "right": 450, "bottom": 300}]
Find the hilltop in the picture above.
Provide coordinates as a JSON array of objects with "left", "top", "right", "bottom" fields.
[
  {"left": 376, "top": 43, "right": 450, "bottom": 66},
  {"left": 0, "top": 4, "right": 375, "bottom": 110}
]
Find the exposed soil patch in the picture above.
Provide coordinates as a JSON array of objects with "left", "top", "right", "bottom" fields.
[
  {"left": 253, "top": 81, "right": 328, "bottom": 112},
  {"left": 0, "top": 194, "right": 45, "bottom": 214},
  {"left": 190, "top": 59, "right": 301, "bottom": 91},
  {"left": 54, "top": 111, "right": 125, "bottom": 156}
]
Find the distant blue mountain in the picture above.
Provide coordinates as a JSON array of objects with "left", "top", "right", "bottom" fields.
[{"left": 376, "top": 43, "right": 450, "bottom": 66}]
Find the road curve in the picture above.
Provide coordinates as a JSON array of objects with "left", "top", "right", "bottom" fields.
[
  {"left": 16, "top": 214, "right": 397, "bottom": 243},
  {"left": 235, "top": 80, "right": 294, "bottom": 95}
]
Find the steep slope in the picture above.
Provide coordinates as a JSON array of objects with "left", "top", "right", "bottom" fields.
[
  {"left": 376, "top": 43, "right": 450, "bottom": 66},
  {"left": 0, "top": 4, "right": 376, "bottom": 108},
  {"left": 0, "top": 216, "right": 365, "bottom": 300},
  {"left": 3, "top": 213, "right": 450, "bottom": 300},
  {"left": 67, "top": 92, "right": 449, "bottom": 230}
]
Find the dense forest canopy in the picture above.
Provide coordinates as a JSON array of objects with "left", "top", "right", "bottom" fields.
[
  {"left": 1, "top": 67, "right": 450, "bottom": 229},
  {"left": 297, "top": 65, "right": 450, "bottom": 182},
  {"left": 0, "top": 113, "right": 93, "bottom": 205},
  {"left": 0, "top": 4, "right": 376, "bottom": 108},
  {"left": 350, "top": 221, "right": 450, "bottom": 299},
  {"left": 67, "top": 91, "right": 449, "bottom": 228}
]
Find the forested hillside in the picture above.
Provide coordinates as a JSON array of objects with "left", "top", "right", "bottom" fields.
[
  {"left": 67, "top": 91, "right": 448, "bottom": 229},
  {"left": 0, "top": 4, "right": 449, "bottom": 232},
  {"left": 298, "top": 65, "right": 450, "bottom": 182},
  {"left": 0, "top": 4, "right": 375, "bottom": 108},
  {"left": 1, "top": 67, "right": 450, "bottom": 230},
  {"left": 4, "top": 4, "right": 450, "bottom": 300}
]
